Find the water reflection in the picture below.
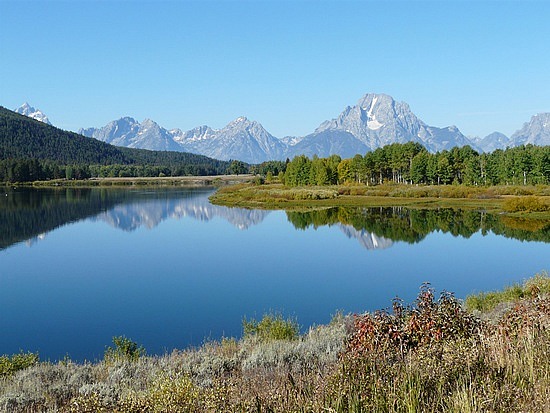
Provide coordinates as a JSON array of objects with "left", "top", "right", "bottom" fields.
[
  {"left": 0, "top": 187, "right": 270, "bottom": 250},
  {"left": 94, "top": 192, "right": 269, "bottom": 231},
  {"left": 1, "top": 188, "right": 549, "bottom": 252},
  {"left": 286, "top": 207, "right": 550, "bottom": 247}
]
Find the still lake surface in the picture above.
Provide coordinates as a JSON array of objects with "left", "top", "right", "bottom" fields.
[{"left": 1, "top": 187, "right": 549, "bottom": 361}]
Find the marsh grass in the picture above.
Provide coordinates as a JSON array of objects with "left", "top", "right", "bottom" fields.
[
  {"left": 1, "top": 276, "right": 549, "bottom": 412},
  {"left": 502, "top": 196, "right": 549, "bottom": 213},
  {"left": 210, "top": 183, "right": 550, "bottom": 220},
  {"left": 465, "top": 271, "right": 550, "bottom": 313}
]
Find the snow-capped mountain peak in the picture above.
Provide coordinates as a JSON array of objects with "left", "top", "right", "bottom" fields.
[{"left": 15, "top": 103, "right": 52, "bottom": 125}]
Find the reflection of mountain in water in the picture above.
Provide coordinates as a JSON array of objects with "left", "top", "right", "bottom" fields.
[
  {"left": 0, "top": 187, "right": 271, "bottom": 250},
  {"left": 338, "top": 224, "right": 393, "bottom": 250},
  {"left": 96, "top": 195, "right": 270, "bottom": 231}
]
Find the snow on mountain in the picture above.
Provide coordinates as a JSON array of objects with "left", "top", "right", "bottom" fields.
[
  {"left": 190, "top": 116, "right": 287, "bottom": 164},
  {"left": 280, "top": 135, "right": 304, "bottom": 146},
  {"left": 79, "top": 117, "right": 183, "bottom": 151},
  {"left": 15, "top": 103, "right": 52, "bottom": 125},
  {"left": 509, "top": 113, "right": 550, "bottom": 147}
]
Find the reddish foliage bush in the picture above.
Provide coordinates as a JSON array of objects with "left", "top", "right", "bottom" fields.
[{"left": 346, "top": 283, "right": 483, "bottom": 358}]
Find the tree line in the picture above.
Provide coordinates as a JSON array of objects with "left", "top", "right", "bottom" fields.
[{"left": 277, "top": 142, "right": 550, "bottom": 186}]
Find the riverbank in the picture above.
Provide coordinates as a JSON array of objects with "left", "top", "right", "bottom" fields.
[
  {"left": 1, "top": 274, "right": 548, "bottom": 412},
  {"left": 3, "top": 174, "right": 254, "bottom": 188},
  {"left": 210, "top": 182, "right": 550, "bottom": 218}
]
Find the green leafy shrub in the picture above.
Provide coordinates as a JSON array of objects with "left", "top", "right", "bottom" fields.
[
  {"left": 243, "top": 312, "right": 300, "bottom": 341},
  {"left": 503, "top": 196, "right": 549, "bottom": 212},
  {"left": 0, "top": 351, "right": 39, "bottom": 377},
  {"left": 104, "top": 336, "right": 146, "bottom": 363}
]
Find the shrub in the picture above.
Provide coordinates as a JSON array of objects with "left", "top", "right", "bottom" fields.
[
  {"left": 118, "top": 374, "right": 201, "bottom": 413},
  {"left": 346, "top": 284, "right": 482, "bottom": 358},
  {"left": 0, "top": 351, "right": 39, "bottom": 377},
  {"left": 243, "top": 312, "right": 300, "bottom": 342},
  {"left": 104, "top": 336, "right": 146, "bottom": 363}
]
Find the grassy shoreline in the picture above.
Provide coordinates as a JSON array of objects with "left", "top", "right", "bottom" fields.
[
  {"left": 210, "top": 182, "right": 550, "bottom": 218},
  {"left": 2, "top": 174, "right": 254, "bottom": 188},
  {"left": 1, "top": 274, "right": 549, "bottom": 412}
]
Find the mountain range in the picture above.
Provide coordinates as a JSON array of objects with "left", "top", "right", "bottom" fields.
[{"left": 16, "top": 94, "right": 550, "bottom": 163}]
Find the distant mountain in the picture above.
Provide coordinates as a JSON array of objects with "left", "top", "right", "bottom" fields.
[
  {"left": 81, "top": 116, "right": 284, "bottom": 164},
  {"left": 77, "top": 94, "right": 549, "bottom": 163},
  {"left": 509, "top": 113, "right": 550, "bottom": 147},
  {"left": 177, "top": 116, "right": 286, "bottom": 164},
  {"left": 79, "top": 117, "right": 183, "bottom": 152},
  {"left": 287, "top": 130, "right": 368, "bottom": 159},
  {"left": 80, "top": 93, "right": 481, "bottom": 162},
  {"left": 14, "top": 103, "right": 52, "bottom": 125},
  {"left": 472, "top": 132, "right": 512, "bottom": 153},
  {"left": 470, "top": 113, "right": 550, "bottom": 153},
  {"left": 305, "top": 93, "right": 476, "bottom": 156}
]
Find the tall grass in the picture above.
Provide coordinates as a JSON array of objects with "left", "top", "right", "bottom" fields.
[{"left": 465, "top": 271, "right": 550, "bottom": 312}]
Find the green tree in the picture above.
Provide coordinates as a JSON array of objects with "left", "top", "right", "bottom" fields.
[{"left": 228, "top": 160, "right": 248, "bottom": 175}]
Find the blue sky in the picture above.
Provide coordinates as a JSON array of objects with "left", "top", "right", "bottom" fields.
[{"left": 1, "top": 0, "right": 549, "bottom": 139}]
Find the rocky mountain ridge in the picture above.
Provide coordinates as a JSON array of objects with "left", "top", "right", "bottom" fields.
[
  {"left": 80, "top": 93, "right": 480, "bottom": 162},
  {"left": 15, "top": 97, "right": 550, "bottom": 164}
]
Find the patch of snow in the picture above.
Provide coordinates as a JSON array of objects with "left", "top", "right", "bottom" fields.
[
  {"left": 367, "top": 119, "right": 383, "bottom": 130},
  {"left": 365, "top": 96, "right": 384, "bottom": 130}
]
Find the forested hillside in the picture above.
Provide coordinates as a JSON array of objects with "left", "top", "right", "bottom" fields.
[{"left": 0, "top": 107, "right": 230, "bottom": 182}]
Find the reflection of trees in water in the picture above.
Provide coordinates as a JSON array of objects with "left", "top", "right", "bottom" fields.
[
  {"left": 0, "top": 188, "right": 270, "bottom": 250},
  {"left": 0, "top": 188, "right": 122, "bottom": 250},
  {"left": 286, "top": 207, "right": 550, "bottom": 247}
]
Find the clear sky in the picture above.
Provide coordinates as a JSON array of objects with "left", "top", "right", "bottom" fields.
[{"left": 1, "top": 0, "right": 548, "bottom": 139}]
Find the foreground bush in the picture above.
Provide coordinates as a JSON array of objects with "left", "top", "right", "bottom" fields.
[
  {"left": 104, "top": 336, "right": 146, "bottom": 363},
  {"left": 0, "top": 352, "right": 39, "bottom": 378},
  {"left": 1, "top": 276, "right": 549, "bottom": 412},
  {"left": 242, "top": 312, "right": 300, "bottom": 342}
]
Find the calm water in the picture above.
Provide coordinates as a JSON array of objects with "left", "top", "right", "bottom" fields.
[{"left": 1, "top": 187, "right": 549, "bottom": 361}]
